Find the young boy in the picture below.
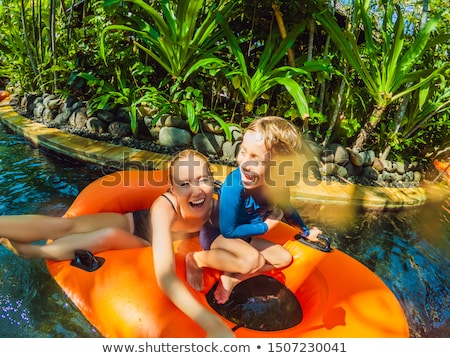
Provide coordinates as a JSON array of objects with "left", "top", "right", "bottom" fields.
[{"left": 186, "top": 116, "right": 322, "bottom": 303}]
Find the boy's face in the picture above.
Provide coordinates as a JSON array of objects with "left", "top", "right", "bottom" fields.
[{"left": 237, "top": 130, "right": 270, "bottom": 189}]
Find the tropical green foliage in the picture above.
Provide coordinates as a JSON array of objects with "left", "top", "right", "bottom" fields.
[
  {"left": 217, "top": 12, "right": 310, "bottom": 119},
  {"left": 0, "top": 0, "right": 448, "bottom": 161},
  {"left": 311, "top": 0, "right": 449, "bottom": 149}
]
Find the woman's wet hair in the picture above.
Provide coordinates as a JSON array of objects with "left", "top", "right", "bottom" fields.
[{"left": 168, "top": 149, "right": 212, "bottom": 184}]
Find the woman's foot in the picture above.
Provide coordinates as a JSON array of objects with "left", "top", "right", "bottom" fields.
[
  {"left": 185, "top": 252, "right": 204, "bottom": 291},
  {"left": 0, "top": 237, "right": 24, "bottom": 257}
]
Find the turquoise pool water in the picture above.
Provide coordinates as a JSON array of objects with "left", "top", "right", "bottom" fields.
[{"left": 0, "top": 123, "right": 448, "bottom": 337}]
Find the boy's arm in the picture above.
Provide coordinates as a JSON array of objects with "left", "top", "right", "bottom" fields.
[
  {"left": 277, "top": 188, "right": 310, "bottom": 236},
  {"left": 219, "top": 174, "right": 268, "bottom": 238}
]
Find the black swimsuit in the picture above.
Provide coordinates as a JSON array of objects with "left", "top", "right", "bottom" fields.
[{"left": 132, "top": 194, "right": 177, "bottom": 242}]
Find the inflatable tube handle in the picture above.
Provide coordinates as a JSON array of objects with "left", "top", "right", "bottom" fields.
[{"left": 295, "top": 233, "right": 333, "bottom": 252}]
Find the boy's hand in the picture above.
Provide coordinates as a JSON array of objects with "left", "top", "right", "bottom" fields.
[{"left": 302, "top": 227, "right": 322, "bottom": 242}]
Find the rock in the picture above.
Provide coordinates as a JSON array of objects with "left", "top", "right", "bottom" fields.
[
  {"left": 222, "top": 140, "right": 241, "bottom": 161},
  {"left": 413, "top": 171, "right": 422, "bottom": 182},
  {"left": 114, "top": 108, "right": 131, "bottom": 123},
  {"left": 347, "top": 148, "right": 364, "bottom": 166},
  {"left": 372, "top": 157, "right": 384, "bottom": 173},
  {"left": 159, "top": 126, "right": 191, "bottom": 147},
  {"left": 202, "top": 120, "right": 223, "bottom": 134},
  {"left": 393, "top": 161, "right": 405, "bottom": 174},
  {"left": 320, "top": 162, "right": 338, "bottom": 176},
  {"left": 42, "top": 94, "right": 58, "bottom": 107},
  {"left": 46, "top": 98, "right": 62, "bottom": 110},
  {"left": 335, "top": 164, "right": 348, "bottom": 177},
  {"left": 71, "top": 101, "right": 85, "bottom": 111},
  {"left": 53, "top": 109, "right": 71, "bottom": 126},
  {"left": 155, "top": 114, "right": 189, "bottom": 130},
  {"left": 69, "top": 107, "right": 88, "bottom": 128},
  {"left": 108, "top": 121, "right": 132, "bottom": 137},
  {"left": 381, "top": 159, "right": 394, "bottom": 172},
  {"left": 87, "top": 117, "right": 108, "bottom": 134},
  {"left": 359, "top": 150, "right": 375, "bottom": 166},
  {"left": 363, "top": 166, "right": 379, "bottom": 181},
  {"left": 97, "top": 109, "right": 115, "bottom": 123},
  {"left": 321, "top": 148, "right": 334, "bottom": 163},
  {"left": 229, "top": 125, "right": 243, "bottom": 142},
  {"left": 43, "top": 108, "right": 58, "bottom": 122},
  {"left": 404, "top": 171, "right": 414, "bottom": 182},
  {"left": 345, "top": 161, "right": 363, "bottom": 177},
  {"left": 192, "top": 132, "right": 225, "bottom": 156},
  {"left": 332, "top": 144, "right": 349, "bottom": 166},
  {"left": 33, "top": 102, "right": 45, "bottom": 118}
]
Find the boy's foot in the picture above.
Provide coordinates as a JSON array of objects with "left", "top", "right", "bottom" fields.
[
  {"left": 213, "top": 275, "right": 239, "bottom": 304},
  {"left": 185, "top": 252, "right": 204, "bottom": 291}
]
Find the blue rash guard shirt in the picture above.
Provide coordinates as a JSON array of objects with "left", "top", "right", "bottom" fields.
[{"left": 199, "top": 168, "right": 310, "bottom": 250}]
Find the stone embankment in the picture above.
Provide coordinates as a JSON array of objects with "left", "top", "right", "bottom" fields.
[{"left": 1, "top": 94, "right": 432, "bottom": 209}]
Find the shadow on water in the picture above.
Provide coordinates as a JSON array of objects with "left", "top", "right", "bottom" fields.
[{"left": 0, "top": 123, "right": 448, "bottom": 337}]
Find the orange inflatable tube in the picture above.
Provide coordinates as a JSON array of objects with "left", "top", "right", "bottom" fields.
[
  {"left": 434, "top": 159, "right": 450, "bottom": 187},
  {"left": 46, "top": 170, "right": 409, "bottom": 338}
]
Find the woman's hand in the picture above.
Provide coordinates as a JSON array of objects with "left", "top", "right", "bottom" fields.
[{"left": 203, "top": 313, "right": 236, "bottom": 338}]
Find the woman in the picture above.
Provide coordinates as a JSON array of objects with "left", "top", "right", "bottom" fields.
[{"left": 1, "top": 149, "right": 234, "bottom": 337}]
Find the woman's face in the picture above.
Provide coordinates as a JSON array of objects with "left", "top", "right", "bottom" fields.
[
  {"left": 170, "top": 154, "right": 214, "bottom": 217},
  {"left": 237, "top": 130, "right": 270, "bottom": 189}
]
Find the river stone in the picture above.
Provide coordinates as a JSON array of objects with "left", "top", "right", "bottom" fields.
[
  {"left": 345, "top": 161, "right": 363, "bottom": 177},
  {"left": 69, "top": 107, "right": 88, "bottom": 128},
  {"left": 46, "top": 98, "right": 62, "bottom": 110},
  {"left": 108, "top": 121, "right": 131, "bottom": 137},
  {"left": 321, "top": 148, "right": 334, "bottom": 163},
  {"left": 347, "top": 148, "right": 364, "bottom": 166},
  {"left": 202, "top": 120, "right": 223, "bottom": 134},
  {"left": 87, "top": 117, "right": 108, "bottom": 134},
  {"left": 97, "top": 109, "right": 115, "bottom": 123},
  {"left": 159, "top": 126, "right": 191, "bottom": 147},
  {"left": 54, "top": 109, "right": 71, "bottom": 126},
  {"left": 33, "top": 102, "right": 45, "bottom": 118},
  {"left": 363, "top": 166, "right": 379, "bottom": 181},
  {"left": 393, "top": 161, "right": 405, "bottom": 174},
  {"left": 372, "top": 157, "right": 384, "bottom": 172},
  {"left": 381, "top": 159, "right": 394, "bottom": 172},
  {"left": 42, "top": 94, "right": 58, "bottom": 107},
  {"left": 331, "top": 144, "right": 349, "bottom": 166},
  {"left": 43, "top": 108, "right": 58, "bottom": 122},
  {"left": 413, "top": 171, "right": 422, "bottom": 182},
  {"left": 155, "top": 114, "right": 189, "bottom": 130},
  {"left": 222, "top": 140, "right": 241, "bottom": 161},
  {"left": 229, "top": 125, "right": 243, "bottom": 141},
  {"left": 193, "top": 132, "right": 225, "bottom": 156}
]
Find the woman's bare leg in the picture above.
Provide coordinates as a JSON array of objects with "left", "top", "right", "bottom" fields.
[
  {"left": 0, "top": 212, "right": 135, "bottom": 243},
  {"left": 0, "top": 212, "right": 149, "bottom": 260}
]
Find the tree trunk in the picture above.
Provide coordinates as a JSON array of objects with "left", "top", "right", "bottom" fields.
[
  {"left": 50, "top": 0, "right": 57, "bottom": 91},
  {"left": 352, "top": 105, "right": 385, "bottom": 150},
  {"left": 272, "top": 3, "right": 296, "bottom": 68},
  {"left": 20, "top": 0, "right": 38, "bottom": 77},
  {"left": 322, "top": 65, "right": 348, "bottom": 147}
]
